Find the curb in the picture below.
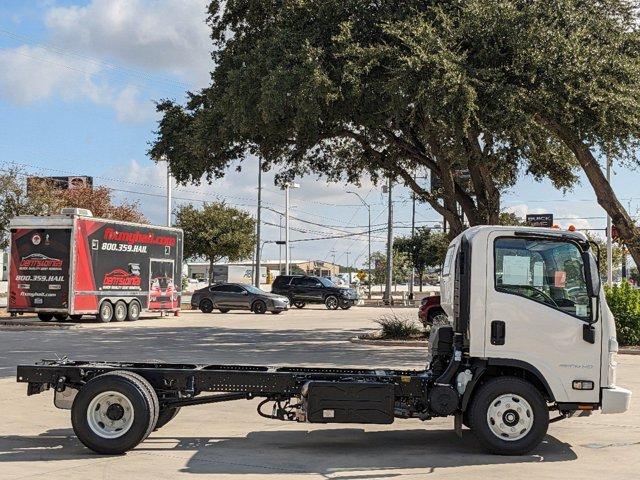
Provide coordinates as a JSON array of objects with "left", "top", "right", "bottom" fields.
[
  {"left": 349, "top": 336, "right": 427, "bottom": 347},
  {"left": 619, "top": 348, "right": 640, "bottom": 355}
]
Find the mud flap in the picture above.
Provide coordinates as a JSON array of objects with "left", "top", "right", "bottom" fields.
[{"left": 454, "top": 411, "right": 463, "bottom": 438}]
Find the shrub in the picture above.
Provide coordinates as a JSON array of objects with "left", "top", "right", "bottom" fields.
[
  {"left": 375, "top": 314, "right": 423, "bottom": 340},
  {"left": 605, "top": 281, "right": 640, "bottom": 346}
]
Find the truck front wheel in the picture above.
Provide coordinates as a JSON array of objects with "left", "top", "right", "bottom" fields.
[
  {"left": 97, "top": 301, "right": 114, "bottom": 323},
  {"left": 71, "top": 371, "right": 158, "bottom": 454},
  {"left": 468, "top": 376, "right": 548, "bottom": 455}
]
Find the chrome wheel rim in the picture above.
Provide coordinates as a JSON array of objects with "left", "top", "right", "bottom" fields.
[
  {"left": 130, "top": 303, "right": 139, "bottom": 318},
  {"left": 326, "top": 297, "right": 337, "bottom": 309},
  {"left": 486, "top": 394, "right": 533, "bottom": 441},
  {"left": 100, "top": 303, "right": 112, "bottom": 320},
  {"left": 115, "top": 303, "right": 126, "bottom": 320},
  {"left": 87, "top": 391, "right": 135, "bottom": 439}
]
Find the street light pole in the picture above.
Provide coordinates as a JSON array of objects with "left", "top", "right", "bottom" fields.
[
  {"left": 254, "top": 159, "right": 262, "bottom": 288},
  {"left": 346, "top": 191, "right": 372, "bottom": 299},
  {"left": 384, "top": 178, "right": 393, "bottom": 304},
  {"left": 284, "top": 182, "right": 300, "bottom": 275},
  {"left": 606, "top": 157, "right": 613, "bottom": 286},
  {"left": 165, "top": 160, "right": 172, "bottom": 227}
]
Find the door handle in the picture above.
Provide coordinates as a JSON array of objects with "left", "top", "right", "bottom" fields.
[{"left": 491, "top": 320, "right": 506, "bottom": 345}]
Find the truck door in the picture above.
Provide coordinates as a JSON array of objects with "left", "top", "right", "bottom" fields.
[{"left": 484, "top": 233, "right": 601, "bottom": 403}]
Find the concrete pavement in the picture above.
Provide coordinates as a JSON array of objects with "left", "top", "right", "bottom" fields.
[{"left": 1, "top": 306, "right": 639, "bottom": 479}]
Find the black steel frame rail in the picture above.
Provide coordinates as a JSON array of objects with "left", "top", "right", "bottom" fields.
[{"left": 17, "top": 360, "right": 430, "bottom": 401}]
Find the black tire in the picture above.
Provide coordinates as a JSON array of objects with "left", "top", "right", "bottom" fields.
[
  {"left": 339, "top": 300, "right": 352, "bottom": 310},
  {"left": 293, "top": 301, "right": 306, "bottom": 309},
  {"left": 113, "top": 301, "right": 127, "bottom": 322},
  {"left": 154, "top": 407, "right": 181, "bottom": 431},
  {"left": 126, "top": 300, "right": 141, "bottom": 322},
  {"left": 37, "top": 313, "right": 54, "bottom": 322},
  {"left": 70, "top": 314, "right": 83, "bottom": 321},
  {"left": 199, "top": 298, "right": 214, "bottom": 314},
  {"left": 71, "top": 371, "right": 158, "bottom": 454},
  {"left": 271, "top": 310, "right": 282, "bottom": 314},
  {"left": 468, "top": 376, "right": 549, "bottom": 455},
  {"left": 253, "top": 300, "right": 267, "bottom": 314},
  {"left": 53, "top": 313, "right": 68, "bottom": 322},
  {"left": 97, "top": 301, "right": 114, "bottom": 323},
  {"left": 325, "top": 295, "right": 339, "bottom": 310},
  {"left": 219, "top": 308, "right": 230, "bottom": 313}
]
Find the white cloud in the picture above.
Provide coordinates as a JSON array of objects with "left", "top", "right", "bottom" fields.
[
  {"left": 44, "top": 0, "right": 212, "bottom": 85},
  {"left": 0, "top": 45, "right": 156, "bottom": 122}
]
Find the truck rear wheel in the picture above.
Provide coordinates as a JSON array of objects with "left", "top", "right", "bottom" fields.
[
  {"left": 71, "top": 371, "right": 159, "bottom": 454},
  {"left": 468, "top": 376, "right": 548, "bottom": 455},
  {"left": 154, "top": 407, "right": 181, "bottom": 430},
  {"left": 37, "top": 313, "right": 54, "bottom": 322},
  {"left": 126, "top": 300, "right": 141, "bottom": 321},
  {"left": 113, "top": 301, "right": 127, "bottom": 322},
  {"left": 97, "top": 301, "right": 114, "bottom": 323}
]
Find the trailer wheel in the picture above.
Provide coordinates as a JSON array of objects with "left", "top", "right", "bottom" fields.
[
  {"left": 71, "top": 371, "right": 159, "bottom": 454},
  {"left": 70, "top": 315, "right": 83, "bottom": 321},
  {"left": 154, "top": 407, "right": 181, "bottom": 431},
  {"left": 325, "top": 295, "right": 339, "bottom": 310},
  {"left": 468, "top": 376, "right": 548, "bottom": 455},
  {"left": 54, "top": 313, "right": 68, "bottom": 322},
  {"left": 219, "top": 308, "right": 230, "bottom": 313},
  {"left": 199, "top": 299, "right": 214, "bottom": 313},
  {"left": 126, "top": 300, "right": 141, "bottom": 321},
  {"left": 97, "top": 301, "right": 114, "bottom": 323},
  {"left": 37, "top": 313, "right": 54, "bottom": 322},
  {"left": 113, "top": 301, "right": 127, "bottom": 322},
  {"left": 253, "top": 300, "right": 267, "bottom": 314}
]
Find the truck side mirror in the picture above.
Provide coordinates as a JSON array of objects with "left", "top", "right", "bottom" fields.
[{"left": 583, "top": 251, "right": 601, "bottom": 298}]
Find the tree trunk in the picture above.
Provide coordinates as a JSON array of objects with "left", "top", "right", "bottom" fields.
[{"left": 540, "top": 117, "right": 640, "bottom": 267}]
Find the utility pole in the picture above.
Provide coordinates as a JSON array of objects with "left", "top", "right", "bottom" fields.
[
  {"left": 346, "top": 191, "right": 372, "bottom": 299},
  {"left": 409, "top": 173, "right": 416, "bottom": 300},
  {"left": 165, "top": 160, "right": 172, "bottom": 227},
  {"left": 345, "top": 251, "right": 351, "bottom": 277},
  {"left": 254, "top": 159, "right": 262, "bottom": 288},
  {"left": 606, "top": 157, "right": 613, "bottom": 286},
  {"left": 384, "top": 178, "right": 393, "bottom": 304},
  {"left": 278, "top": 215, "right": 283, "bottom": 275},
  {"left": 285, "top": 185, "right": 290, "bottom": 275}
]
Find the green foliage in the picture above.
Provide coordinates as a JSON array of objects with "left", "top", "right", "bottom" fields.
[
  {"left": 394, "top": 228, "right": 450, "bottom": 288},
  {"left": 375, "top": 314, "right": 423, "bottom": 340},
  {"left": 499, "top": 212, "right": 526, "bottom": 226},
  {"left": 605, "top": 281, "right": 640, "bottom": 346},
  {"left": 367, "top": 250, "right": 411, "bottom": 285},
  {"left": 585, "top": 233, "right": 625, "bottom": 279},
  {"left": 174, "top": 203, "right": 256, "bottom": 283}
]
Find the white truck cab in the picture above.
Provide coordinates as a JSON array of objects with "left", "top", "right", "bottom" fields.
[{"left": 440, "top": 226, "right": 631, "bottom": 417}]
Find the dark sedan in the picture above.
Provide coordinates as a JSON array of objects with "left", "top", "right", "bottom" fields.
[{"left": 190, "top": 283, "right": 290, "bottom": 314}]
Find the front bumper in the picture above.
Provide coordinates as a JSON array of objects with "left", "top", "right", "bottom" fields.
[{"left": 601, "top": 386, "right": 632, "bottom": 414}]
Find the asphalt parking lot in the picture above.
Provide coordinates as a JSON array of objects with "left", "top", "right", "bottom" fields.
[{"left": 1, "top": 306, "right": 639, "bottom": 479}]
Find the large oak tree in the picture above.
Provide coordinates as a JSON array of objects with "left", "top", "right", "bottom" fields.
[{"left": 151, "top": 0, "right": 640, "bottom": 264}]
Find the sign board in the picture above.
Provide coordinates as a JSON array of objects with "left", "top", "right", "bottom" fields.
[
  {"left": 526, "top": 213, "right": 553, "bottom": 228},
  {"left": 27, "top": 176, "right": 93, "bottom": 194}
]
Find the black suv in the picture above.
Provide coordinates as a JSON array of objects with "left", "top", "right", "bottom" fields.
[{"left": 271, "top": 275, "right": 358, "bottom": 310}]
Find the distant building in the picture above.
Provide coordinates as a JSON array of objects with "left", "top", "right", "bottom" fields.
[{"left": 186, "top": 259, "right": 341, "bottom": 282}]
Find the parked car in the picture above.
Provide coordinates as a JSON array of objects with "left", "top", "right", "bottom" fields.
[
  {"left": 271, "top": 275, "right": 358, "bottom": 310},
  {"left": 191, "top": 283, "right": 289, "bottom": 314},
  {"left": 417, "top": 295, "right": 447, "bottom": 327}
]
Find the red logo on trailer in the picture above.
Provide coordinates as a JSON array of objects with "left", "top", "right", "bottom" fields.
[
  {"left": 103, "top": 269, "right": 142, "bottom": 287},
  {"left": 19, "top": 253, "right": 63, "bottom": 269}
]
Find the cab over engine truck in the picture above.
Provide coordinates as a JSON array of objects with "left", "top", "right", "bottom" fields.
[{"left": 16, "top": 226, "right": 631, "bottom": 455}]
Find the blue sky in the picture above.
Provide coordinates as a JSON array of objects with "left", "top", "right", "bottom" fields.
[{"left": 0, "top": 1, "right": 638, "bottom": 268}]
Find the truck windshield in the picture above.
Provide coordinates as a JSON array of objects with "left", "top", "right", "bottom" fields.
[{"left": 494, "top": 237, "right": 591, "bottom": 321}]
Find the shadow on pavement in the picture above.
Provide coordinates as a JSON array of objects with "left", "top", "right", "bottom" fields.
[{"left": 0, "top": 427, "right": 577, "bottom": 476}]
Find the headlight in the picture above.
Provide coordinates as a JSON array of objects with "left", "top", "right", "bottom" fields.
[{"left": 341, "top": 290, "right": 350, "bottom": 297}]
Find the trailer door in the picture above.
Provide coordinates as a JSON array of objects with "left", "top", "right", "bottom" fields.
[
  {"left": 148, "top": 259, "right": 177, "bottom": 310},
  {"left": 9, "top": 228, "right": 71, "bottom": 312}
]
